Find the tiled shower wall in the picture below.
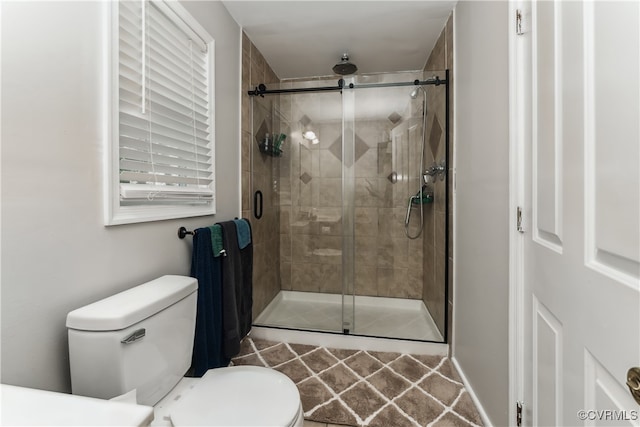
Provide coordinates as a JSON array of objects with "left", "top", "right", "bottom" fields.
[
  {"left": 278, "top": 82, "right": 344, "bottom": 295},
  {"left": 352, "top": 86, "right": 425, "bottom": 299},
  {"left": 422, "top": 14, "right": 454, "bottom": 337},
  {"left": 241, "top": 32, "right": 281, "bottom": 319}
]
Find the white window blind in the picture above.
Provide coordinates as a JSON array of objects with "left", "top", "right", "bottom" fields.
[{"left": 110, "top": 0, "right": 214, "bottom": 223}]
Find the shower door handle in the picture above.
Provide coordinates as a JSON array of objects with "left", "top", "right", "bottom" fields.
[{"left": 254, "top": 190, "right": 263, "bottom": 219}]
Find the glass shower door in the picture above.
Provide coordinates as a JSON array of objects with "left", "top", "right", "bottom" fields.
[
  {"left": 347, "top": 72, "right": 445, "bottom": 341},
  {"left": 252, "top": 71, "right": 448, "bottom": 342},
  {"left": 274, "top": 82, "right": 348, "bottom": 333},
  {"left": 341, "top": 87, "right": 356, "bottom": 334}
]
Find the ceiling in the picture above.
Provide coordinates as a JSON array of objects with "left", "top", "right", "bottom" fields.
[{"left": 221, "top": 1, "right": 457, "bottom": 80}]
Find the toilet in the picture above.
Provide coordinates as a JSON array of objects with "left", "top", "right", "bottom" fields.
[{"left": 66, "top": 275, "right": 303, "bottom": 427}]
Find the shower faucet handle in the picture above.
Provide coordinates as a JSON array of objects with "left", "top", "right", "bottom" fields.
[{"left": 424, "top": 161, "right": 447, "bottom": 182}]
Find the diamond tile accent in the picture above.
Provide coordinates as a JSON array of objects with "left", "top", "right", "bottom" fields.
[
  {"left": 231, "top": 337, "right": 483, "bottom": 427},
  {"left": 254, "top": 119, "right": 269, "bottom": 145},
  {"left": 327, "top": 132, "right": 369, "bottom": 167},
  {"left": 429, "top": 114, "right": 443, "bottom": 158},
  {"left": 299, "top": 172, "right": 312, "bottom": 185},
  {"left": 328, "top": 136, "right": 342, "bottom": 162},
  {"left": 354, "top": 133, "right": 369, "bottom": 164},
  {"left": 387, "top": 111, "right": 402, "bottom": 124},
  {"left": 299, "top": 114, "right": 311, "bottom": 127}
]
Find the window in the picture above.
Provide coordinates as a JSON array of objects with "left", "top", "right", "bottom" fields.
[{"left": 106, "top": 0, "right": 215, "bottom": 225}]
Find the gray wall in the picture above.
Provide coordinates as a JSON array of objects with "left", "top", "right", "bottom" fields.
[
  {"left": 453, "top": 2, "right": 510, "bottom": 426},
  {"left": 1, "top": 1, "right": 240, "bottom": 393}
]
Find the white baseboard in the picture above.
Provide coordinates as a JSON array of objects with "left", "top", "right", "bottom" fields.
[{"left": 451, "top": 356, "right": 493, "bottom": 427}]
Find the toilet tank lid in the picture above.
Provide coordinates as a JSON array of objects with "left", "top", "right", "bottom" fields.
[{"left": 66, "top": 275, "right": 198, "bottom": 331}]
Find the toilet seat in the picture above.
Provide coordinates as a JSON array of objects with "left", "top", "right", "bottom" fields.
[{"left": 169, "top": 366, "right": 302, "bottom": 427}]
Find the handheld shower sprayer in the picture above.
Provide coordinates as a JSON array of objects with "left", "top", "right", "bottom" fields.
[{"left": 404, "top": 84, "right": 429, "bottom": 239}]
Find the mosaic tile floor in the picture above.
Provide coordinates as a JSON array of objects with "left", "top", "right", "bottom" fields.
[{"left": 232, "top": 337, "right": 483, "bottom": 427}]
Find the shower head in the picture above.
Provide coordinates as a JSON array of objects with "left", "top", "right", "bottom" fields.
[
  {"left": 332, "top": 53, "right": 358, "bottom": 75},
  {"left": 410, "top": 86, "right": 425, "bottom": 99}
]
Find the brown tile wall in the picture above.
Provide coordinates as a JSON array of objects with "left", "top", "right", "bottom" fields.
[
  {"left": 353, "top": 116, "right": 424, "bottom": 299},
  {"left": 422, "top": 14, "right": 454, "bottom": 340},
  {"left": 241, "top": 32, "right": 281, "bottom": 319},
  {"left": 277, "top": 81, "right": 347, "bottom": 296}
]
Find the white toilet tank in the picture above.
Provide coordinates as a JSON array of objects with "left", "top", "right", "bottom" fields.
[{"left": 66, "top": 275, "right": 198, "bottom": 406}]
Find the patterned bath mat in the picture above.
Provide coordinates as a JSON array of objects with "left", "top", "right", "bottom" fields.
[{"left": 231, "top": 337, "right": 483, "bottom": 427}]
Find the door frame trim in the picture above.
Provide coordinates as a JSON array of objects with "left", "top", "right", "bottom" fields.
[{"left": 508, "top": 0, "right": 528, "bottom": 424}]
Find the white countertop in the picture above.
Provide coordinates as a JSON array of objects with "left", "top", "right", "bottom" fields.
[{"left": 1, "top": 384, "right": 154, "bottom": 426}]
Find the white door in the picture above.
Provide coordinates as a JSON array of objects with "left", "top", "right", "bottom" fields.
[{"left": 515, "top": 1, "right": 640, "bottom": 425}]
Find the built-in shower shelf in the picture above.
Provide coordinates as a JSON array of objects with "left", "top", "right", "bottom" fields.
[
  {"left": 258, "top": 133, "right": 286, "bottom": 157},
  {"left": 258, "top": 141, "right": 283, "bottom": 157}
]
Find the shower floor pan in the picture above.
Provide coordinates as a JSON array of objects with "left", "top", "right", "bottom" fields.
[{"left": 254, "top": 290, "right": 443, "bottom": 342}]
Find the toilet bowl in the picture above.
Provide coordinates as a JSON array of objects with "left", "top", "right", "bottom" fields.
[{"left": 66, "top": 275, "right": 303, "bottom": 427}]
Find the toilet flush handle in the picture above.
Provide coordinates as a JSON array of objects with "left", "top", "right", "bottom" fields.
[{"left": 121, "top": 328, "right": 146, "bottom": 344}]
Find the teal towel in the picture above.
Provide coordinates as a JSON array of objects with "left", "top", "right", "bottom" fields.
[
  {"left": 208, "top": 224, "right": 225, "bottom": 257},
  {"left": 233, "top": 219, "right": 251, "bottom": 249}
]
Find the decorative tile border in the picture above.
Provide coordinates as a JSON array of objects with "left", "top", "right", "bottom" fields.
[{"left": 232, "top": 338, "right": 483, "bottom": 427}]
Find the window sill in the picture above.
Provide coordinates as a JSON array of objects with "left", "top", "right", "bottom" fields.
[{"left": 105, "top": 203, "right": 216, "bottom": 226}]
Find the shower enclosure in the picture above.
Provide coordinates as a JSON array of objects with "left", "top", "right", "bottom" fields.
[{"left": 248, "top": 71, "right": 449, "bottom": 343}]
